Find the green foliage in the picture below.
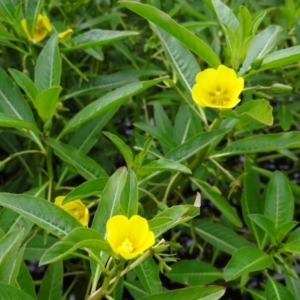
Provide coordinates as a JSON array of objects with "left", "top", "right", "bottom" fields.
[{"left": 0, "top": 0, "right": 300, "bottom": 299}]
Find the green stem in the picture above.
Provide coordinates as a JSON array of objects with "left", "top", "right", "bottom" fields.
[
  {"left": 46, "top": 146, "right": 53, "bottom": 202},
  {"left": 2, "top": 150, "right": 44, "bottom": 165}
]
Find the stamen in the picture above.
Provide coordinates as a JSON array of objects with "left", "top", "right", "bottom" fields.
[{"left": 121, "top": 239, "right": 134, "bottom": 253}]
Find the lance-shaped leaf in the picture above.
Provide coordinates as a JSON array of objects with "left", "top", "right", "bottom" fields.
[
  {"left": 63, "top": 177, "right": 108, "bottom": 204},
  {"left": 46, "top": 138, "right": 107, "bottom": 180},
  {"left": 63, "top": 29, "right": 138, "bottom": 51},
  {"left": 59, "top": 77, "right": 166, "bottom": 138},
  {"left": 103, "top": 131, "right": 134, "bottom": 169},
  {"left": 192, "top": 179, "right": 242, "bottom": 228},
  {"left": 264, "top": 171, "right": 294, "bottom": 229},
  {"left": 224, "top": 247, "right": 273, "bottom": 281},
  {"left": 213, "top": 132, "right": 300, "bottom": 158},
  {"left": 120, "top": 1, "right": 220, "bottom": 68},
  {"left": 37, "top": 261, "right": 62, "bottom": 300},
  {"left": 166, "top": 260, "right": 222, "bottom": 286},
  {"left": 17, "top": 262, "right": 36, "bottom": 299},
  {"left": 40, "top": 228, "right": 113, "bottom": 265},
  {"left": 0, "top": 281, "right": 35, "bottom": 300},
  {"left": 137, "top": 159, "right": 191, "bottom": 176},
  {"left": 266, "top": 277, "right": 295, "bottom": 300},
  {"left": 0, "top": 113, "right": 40, "bottom": 132},
  {"left": 92, "top": 167, "right": 128, "bottom": 237},
  {"left": 0, "top": 193, "right": 82, "bottom": 238},
  {"left": 165, "top": 129, "right": 228, "bottom": 162},
  {"left": 149, "top": 205, "right": 199, "bottom": 237},
  {"left": 191, "top": 220, "right": 253, "bottom": 255},
  {"left": 35, "top": 35, "right": 61, "bottom": 92},
  {"left": 120, "top": 170, "right": 138, "bottom": 218},
  {"left": 138, "top": 285, "right": 226, "bottom": 300},
  {"left": 0, "top": 0, "right": 16, "bottom": 24}
]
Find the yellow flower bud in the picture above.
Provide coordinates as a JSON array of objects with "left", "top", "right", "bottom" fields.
[
  {"left": 54, "top": 196, "right": 89, "bottom": 227},
  {"left": 21, "top": 14, "right": 52, "bottom": 43}
]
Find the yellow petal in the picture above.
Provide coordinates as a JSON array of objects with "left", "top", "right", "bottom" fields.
[
  {"left": 54, "top": 196, "right": 65, "bottom": 205},
  {"left": 40, "top": 15, "right": 52, "bottom": 32},
  {"left": 117, "top": 246, "right": 140, "bottom": 260},
  {"left": 195, "top": 68, "right": 218, "bottom": 91},
  {"left": 191, "top": 84, "right": 208, "bottom": 107},
  {"left": 128, "top": 215, "right": 150, "bottom": 248},
  {"left": 226, "top": 77, "right": 244, "bottom": 101},
  {"left": 21, "top": 19, "right": 31, "bottom": 40},
  {"left": 79, "top": 206, "right": 89, "bottom": 227},
  {"left": 216, "top": 65, "right": 238, "bottom": 91},
  {"left": 58, "top": 29, "right": 73, "bottom": 39},
  {"left": 106, "top": 215, "right": 129, "bottom": 254},
  {"left": 134, "top": 231, "right": 155, "bottom": 255}
]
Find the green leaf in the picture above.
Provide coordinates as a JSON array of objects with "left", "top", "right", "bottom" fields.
[
  {"left": 0, "top": 229, "right": 24, "bottom": 284},
  {"left": 224, "top": 247, "right": 273, "bottom": 281},
  {"left": 137, "top": 159, "right": 191, "bottom": 176},
  {"left": 24, "top": 234, "right": 58, "bottom": 260},
  {"left": 152, "top": 26, "right": 200, "bottom": 92},
  {"left": 124, "top": 281, "right": 148, "bottom": 299},
  {"left": 46, "top": 138, "right": 108, "bottom": 180},
  {"left": 211, "top": 0, "right": 239, "bottom": 31},
  {"left": 0, "top": 113, "right": 40, "bottom": 133},
  {"left": 63, "top": 29, "right": 138, "bottom": 51},
  {"left": 213, "top": 132, "right": 300, "bottom": 158},
  {"left": 285, "top": 274, "right": 300, "bottom": 300},
  {"left": 69, "top": 108, "right": 119, "bottom": 155},
  {"left": 139, "top": 285, "right": 226, "bottom": 300},
  {"left": 165, "top": 129, "right": 228, "bottom": 162},
  {"left": 37, "top": 261, "right": 62, "bottom": 300},
  {"left": 221, "top": 100, "right": 273, "bottom": 126},
  {"left": 239, "top": 25, "right": 282, "bottom": 75},
  {"left": 40, "top": 228, "right": 113, "bottom": 265},
  {"left": 120, "top": 170, "right": 138, "bottom": 218},
  {"left": 192, "top": 220, "right": 253, "bottom": 255},
  {"left": 172, "top": 105, "right": 192, "bottom": 145},
  {"left": 0, "top": 193, "right": 82, "bottom": 238},
  {"left": 24, "top": 0, "right": 44, "bottom": 37},
  {"left": 35, "top": 87, "right": 62, "bottom": 120},
  {"left": 16, "top": 262, "right": 36, "bottom": 299},
  {"left": 0, "top": 0, "right": 16, "bottom": 24},
  {"left": 246, "top": 289, "right": 266, "bottom": 300},
  {"left": 241, "top": 160, "right": 266, "bottom": 249},
  {"left": 120, "top": 1, "right": 220, "bottom": 68},
  {"left": 191, "top": 179, "right": 242, "bottom": 227},
  {"left": 276, "top": 221, "right": 298, "bottom": 243},
  {"left": 254, "top": 45, "right": 300, "bottom": 73},
  {"left": 35, "top": 35, "right": 61, "bottom": 92},
  {"left": 282, "top": 241, "right": 300, "bottom": 255},
  {"left": 153, "top": 102, "right": 173, "bottom": 136},
  {"left": 8, "top": 69, "right": 38, "bottom": 102},
  {"left": 248, "top": 214, "right": 276, "bottom": 239},
  {"left": 166, "top": 260, "right": 222, "bottom": 285},
  {"left": 59, "top": 77, "right": 166, "bottom": 138},
  {"left": 266, "top": 277, "right": 295, "bottom": 300},
  {"left": 0, "top": 281, "right": 35, "bottom": 300},
  {"left": 264, "top": 171, "right": 294, "bottom": 229},
  {"left": 134, "top": 122, "right": 177, "bottom": 151},
  {"left": 92, "top": 167, "right": 128, "bottom": 237},
  {"left": 63, "top": 177, "right": 109, "bottom": 204},
  {"left": 149, "top": 205, "right": 199, "bottom": 237},
  {"left": 133, "top": 138, "right": 153, "bottom": 171},
  {"left": 103, "top": 131, "right": 134, "bottom": 168},
  {"left": 136, "top": 256, "right": 162, "bottom": 294},
  {"left": 0, "top": 67, "right": 36, "bottom": 125}
]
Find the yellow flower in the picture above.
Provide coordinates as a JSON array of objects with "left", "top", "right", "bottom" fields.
[
  {"left": 58, "top": 29, "right": 73, "bottom": 40},
  {"left": 106, "top": 215, "right": 155, "bottom": 260},
  {"left": 191, "top": 65, "right": 244, "bottom": 109},
  {"left": 21, "top": 14, "right": 52, "bottom": 43},
  {"left": 54, "top": 196, "right": 89, "bottom": 227}
]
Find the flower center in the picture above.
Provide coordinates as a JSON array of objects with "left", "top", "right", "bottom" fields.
[
  {"left": 121, "top": 239, "right": 134, "bottom": 253},
  {"left": 209, "top": 87, "right": 229, "bottom": 106},
  {"left": 70, "top": 206, "right": 85, "bottom": 220}
]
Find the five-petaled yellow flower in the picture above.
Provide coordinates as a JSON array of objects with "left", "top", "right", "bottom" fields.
[
  {"left": 106, "top": 215, "right": 155, "bottom": 260},
  {"left": 54, "top": 196, "right": 89, "bottom": 227},
  {"left": 21, "top": 14, "right": 52, "bottom": 43},
  {"left": 192, "top": 65, "right": 244, "bottom": 109}
]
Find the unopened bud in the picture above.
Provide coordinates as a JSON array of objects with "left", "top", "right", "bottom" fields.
[
  {"left": 271, "top": 83, "right": 292, "bottom": 94},
  {"left": 251, "top": 57, "right": 264, "bottom": 70}
]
